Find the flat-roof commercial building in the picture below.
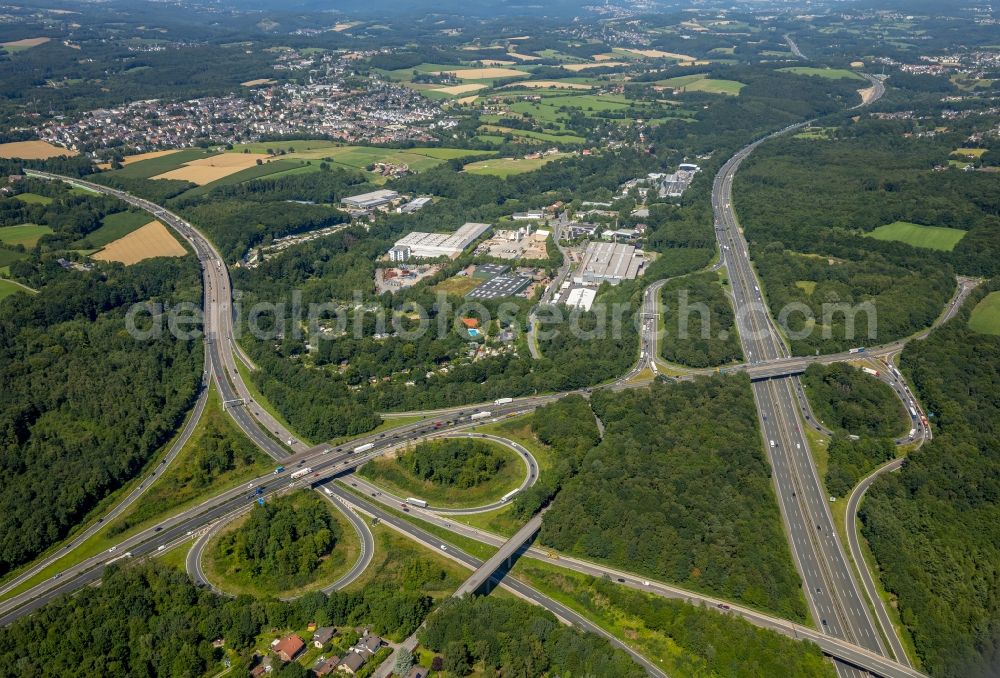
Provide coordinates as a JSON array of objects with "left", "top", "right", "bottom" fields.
[
  {"left": 465, "top": 273, "right": 532, "bottom": 300},
  {"left": 342, "top": 189, "right": 400, "bottom": 210},
  {"left": 398, "top": 196, "right": 431, "bottom": 213},
  {"left": 565, "top": 287, "right": 597, "bottom": 311},
  {"left": 392, "top": 222, "right": 492, "bottom": 259},
  {"left": 573, "top": 241, "right": 644, "bottom": 285}
]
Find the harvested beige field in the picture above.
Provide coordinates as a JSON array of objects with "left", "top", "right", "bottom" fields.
[
  {"left": 241, "top": 78, "right": 277, "bottom": 87},
  {"left": 592, "top": 53, "right": 616, "bottom": 61},
  {"left": 514, "top": 80, "right": 593, "bottom": 90},
  {"left": 92, "top": 221, "right": 186, "bottom": 264},
  {"left": 152, "top": 153, "right": 273, "bottom": 185},
  {"left": 0, "top": 140, "right": 77, "bottom": 159},
  {"left": 456, "top": 95, "right": 479, "bottom": 105},
  {"left": 620, "top": 48, "right": 698, "bottom": 62},
  {"left": 433, "top": 83, "right": 488, "bottom": 95},
  {"left": 439, "top": 67, "right": 528, "bottom": 79},
  {"left": 850, "top": 61, "right": 865, "bottom": 68},
  {"left": 563, "top": 61, "right": 627, "bottom": 71},
  {"left": 506, "top": 51, "right": 540, "bottom": 62},
  {"left": 332, "top": 22, "right": 359, "bottom": 31},
  {"left": 2, "top": 37, "right": 50, "bottom": 49},
  {"left": 480, "top": 59, "right": 515, "bottom": 66}
]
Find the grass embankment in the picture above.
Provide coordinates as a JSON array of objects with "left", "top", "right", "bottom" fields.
[
  {"left": 511, "top": 559, "right": 836, "bottom": 678},
  {"left": 339, "top": 483, "right": 498, "bottom": 561}
]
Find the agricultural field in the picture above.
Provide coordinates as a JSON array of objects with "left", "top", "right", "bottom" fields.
[
  {"left": 75, "top": 211, "right": 151, "bottom": 248},
  {"left": 478, "top": 125, "right": 585, "bottom": 145},
  {"left": 432, "top": 83, "right": 488, "bottom": 95},
  {"left": 438, "top": 67, "right": 528, "bottom": 80},
  {"left": 562, "top": 61, "right": 628, "bottom": 71},
  {"left": 91, "top": 220, "right": 187, "bottom": 264},
  {"left": 151, "top": 153, "right": 275, "bottom": 185},
  {"left": 0, "top": 140, "right": 77, "bottom": 159},
  {"left": 463, "top": 154, "right": 566, "bottom": 177},
  {"left": 12, "top": 193, "right": 52, "bottom": 205},
  {"left": 951, "top": 148, "right": 987, "bottom": 159},
  {"left": 240, "top": 78, "right": 276, "bottom": 87},
  {"left": 612, "top": 47, "right": 700, "bottom": 64},
  {"left": 106, "top": 148, "right": 215, "bottom": 179},
  {"left": 865, "top": 221, "right": 967, "bottom": 251},
  {"left": 655, "top": 73, "right": 745, "bottom": 95},
  {"left": 174, "top": 158, "right": 304, "bottom": 198},
  {"left": 281, "top": 145, "right": 493, "bottom": 173},
  {"left": 0, "top": 279, "right": 35, "bottom": 300},
  {"left": 969, "top": 291, "right": 1000, "bottom": 336},
  {"left": 512, "top": 80, "right": 593, "bottom": 90},
  {"left": 0, "top": 249, "right": 26, "bottom": 270},
  {"left": 0, "top": 224, "right": 52, "bottom": 247},
  {"left": 0, "top": 37, "right": 50, "bottom": 52},
  {"left": 778, "top": 67, "right": 864, "bottom": 80}
]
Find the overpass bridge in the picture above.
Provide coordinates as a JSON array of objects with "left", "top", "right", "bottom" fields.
[{"left": 453, "top": 512, "right": 544, "bottom": 598}]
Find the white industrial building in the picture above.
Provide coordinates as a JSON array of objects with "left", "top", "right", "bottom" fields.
[
  {"left": 341, "top": 189, "right": 400, "bottom": 210},
  {"left": 565, "top": 287, "right": 597, "bottom": 311},
  {"left": 397, "top": 196, "right": 431, "bottom": 213},
  {"left": 391, "top": 222, "right": 492, "bottom": 259},
  {"left": 573, "top": 241, "right": 645, "bottom": 285}
]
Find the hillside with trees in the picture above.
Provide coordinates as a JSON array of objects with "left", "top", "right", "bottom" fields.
[
  {"left": 0, "top": 258, "right": 202, "bottom": 577},
  {"left": 540, "top": 376, "right": 806, "bottom": 620},
  {"left": 418, "top": 596, "right": 647, "bottom": 678},
  {"left": 860, "top": 283, "right": 1000, "bottom": 677}
]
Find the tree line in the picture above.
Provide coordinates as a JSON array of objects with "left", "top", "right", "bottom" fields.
[{"left": 860, "top": 282, "right": 1000, "bottom": 678}]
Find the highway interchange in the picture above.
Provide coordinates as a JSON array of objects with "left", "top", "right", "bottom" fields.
[{"left": 13, "top": 81, "right": 949, "bottom": 678}]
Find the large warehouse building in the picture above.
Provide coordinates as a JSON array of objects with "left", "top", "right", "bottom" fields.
[
  {"left": 573, "top": 241, "right": 645, "bottom": 285},
  {"left": 390, "top": 222, "right": 492, "bottom": 259},
  {"left": 341, "top": 189, "right": 400, "bottom": 210}
]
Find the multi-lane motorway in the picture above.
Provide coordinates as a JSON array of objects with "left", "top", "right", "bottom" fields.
[{"left": 710, "top": 108, "right": 909, "bottom": 674}]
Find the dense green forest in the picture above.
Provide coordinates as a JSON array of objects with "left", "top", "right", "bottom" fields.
[
  {"left": 394, "top": 439, "right": 509, "bottom": 488},
  {"left": 802, "top": 363, "right": 908, "bottom": 437},
  {"left": 752, "top": 246, "right": 954, "bottom": 355},
  {"left": 540, "top": 376, "right": 806, "bottom": 620},
  {"left": 735, "top": 120, "right": 1000, "bottom": 278},
  {"left": 508, "top": 394, "right": 601, "bottom": 521},
  {"left": 0, "top": 258, "right": 202, "bottom": 577},
  {"left": 418, "top": 596, "right": 647, "bottom": 678},
  {"left": 659, "top": 272, "right": 743, "bottom": 367},
  {"left": 0, "top": 562, "right": 432, "bottom": 677},
  {"left": 210, "top": 492, "right": 342, "bottom": 591},
  {"left": 824, "top": 435, "right": 896, "bottom": 498},
  {"left": 860, "top": 283, "right": 1000, "bottom": 678}
]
